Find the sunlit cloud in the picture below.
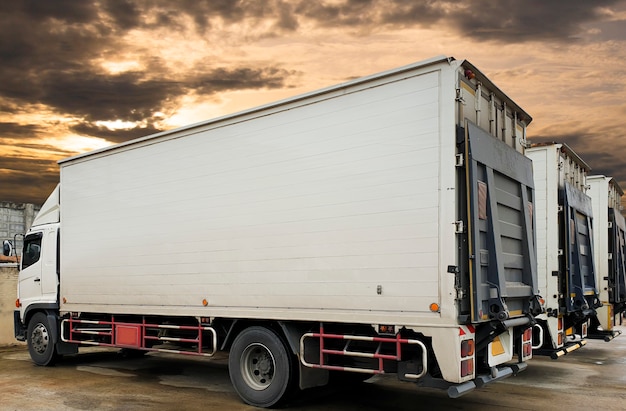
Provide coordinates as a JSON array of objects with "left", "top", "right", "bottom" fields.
[
  {"left": 100, "top": 60, "right": 142, "bottom": 75},
  {"left": 1, "top": 0, "right": 626, "bottom": 205},
  {"left": 40, "top": 135, "right": 112, "bottom": 155},
  {"left": 95, "top": 119, "right": 141, "bottom": 131}
]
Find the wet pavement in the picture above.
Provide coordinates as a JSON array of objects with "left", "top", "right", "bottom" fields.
[{"left": 1, "top": 327, "right": 626, "bottom": 410}]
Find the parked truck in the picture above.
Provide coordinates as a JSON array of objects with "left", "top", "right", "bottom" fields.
[
  {"left": 587, "top": 175, "right": 626, "bottom": 340},
  {"left": 525, "top": 143, "right": 601, "bottom": 359},
  {"left": 10, "top": 56, "right": 541, "bottom": 407}
]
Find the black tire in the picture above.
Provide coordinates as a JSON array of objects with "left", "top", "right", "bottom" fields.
[
  {"left": 27, "top": 312, "right": 58, "bottom": 366},
  {"left": 228, "top": 326, "right": 296, "bottom": 408}
]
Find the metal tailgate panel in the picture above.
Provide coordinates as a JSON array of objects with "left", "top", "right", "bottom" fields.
[
  {"left": 609, "top": 208, "right": 626, "bottom": 304},
  {"left": 562, "top": 182, "right": 599, "bottom": 312},
  {"left": 465, "top": 121, "right": 537, "bottom": 322}
]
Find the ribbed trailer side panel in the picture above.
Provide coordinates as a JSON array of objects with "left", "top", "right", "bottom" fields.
[{"left": 60, "top": 68, "right": 452, "bottom": 322}]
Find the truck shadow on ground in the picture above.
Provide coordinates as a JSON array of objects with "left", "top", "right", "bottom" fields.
[{"left": 49, "top": 348, "right": 469, "bottom": 410}]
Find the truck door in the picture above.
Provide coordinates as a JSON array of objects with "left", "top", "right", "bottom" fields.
[
  {"left": 40, "top": 228, "right": 59, "bottom": 300},
  {"left": 19, "top": 232, "right": 44, "bottom": 309},
  {"left": 609, "top": 208, "right": 626, "bottom": 305},
  {"left": 561, "top": 182, "right": 600, "bottom": 312},
  {"left": 463, "top": 121, "right": 538, "bottom": 323}
]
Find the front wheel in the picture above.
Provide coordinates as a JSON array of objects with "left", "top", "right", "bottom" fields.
[
  {"left": 228, "top": 326, "right": 296, "bottom": 408},
  {"left": 27, "top": 312, "right": 58, "bottom": 366}
]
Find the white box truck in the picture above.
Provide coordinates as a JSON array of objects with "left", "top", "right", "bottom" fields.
[
  {"left": 587, "top": 175, "right": 626, "bottom": 340},
  {"left": 525, "top": 143, "right": 601, "bottom": 358},
  {"left": 10, "top": 56, "right": 541, "bottom": 407}
]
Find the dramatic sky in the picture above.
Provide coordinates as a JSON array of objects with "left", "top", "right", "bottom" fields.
[{"left": 1, "top": 0, "right": 626, "bottom": 206}]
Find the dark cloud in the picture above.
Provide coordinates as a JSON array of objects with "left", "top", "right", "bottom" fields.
[
  {"left": 0, "top": 158, "right": 60, "bottom": 205},
  {"left": 295, "top": 0, "right": 378, "bottom": 28},
  {"left": 1, "top": 0, "right": 625, "bottom": 205},
  {"left": 191, "top": 67, "right": 297, "bottom": 95},
  {"left": 70, "top": 123, "right": 164, "bottom": 144},
  {"left": 440, "top": 0, "right": 621, "bottom": 42},
  {"left": 0, "top": 122, "right": 44, "bottom": 138},
  {"left": 101, "top": 0, "right": 142, "bottom": 30},
  {"left": 38, "top": 69, "right": 184, "bottom": 123},
  {"left": 293, "top": 0, "right": 620, "bottom": 41},
  {"left": 0, "top": 0, "right": 619, "bottom": 138},
  {"left": 0, "top": 1, "right": 299, "bottom": 142}
]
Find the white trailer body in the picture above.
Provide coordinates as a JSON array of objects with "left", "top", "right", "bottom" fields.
[
  {"left": 587, "top": 175, "right": 626, "bottom": 340},
  {"left": 525, "top": 143, "right": 600, "bottom": 358},
  {"left": 14, "top": 56, "right": 539, "bottom": 407}
]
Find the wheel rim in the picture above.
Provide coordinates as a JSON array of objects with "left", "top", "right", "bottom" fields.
[
  {"left": 31, "top": 323, "right": 49, "bottom": 355},
  {"left": 240, "top": 343, "right": 275, "bottom": 390}
]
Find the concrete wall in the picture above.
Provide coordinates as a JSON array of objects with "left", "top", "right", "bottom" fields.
[
  {"left": 1, "top": 203, "right": 39, "bottom": 345},
  {"left": 1, "top": 202, "right": 40, "bottom": 257},
  {"left": 0, "top": 264, "right": 23, "bottom": 346}
]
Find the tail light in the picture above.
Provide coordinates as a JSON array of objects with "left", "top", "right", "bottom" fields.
[
  {"left": 557, "top": 317, "right": 564, "bottom": 346},
  {"left": 461, "top": 339, "right": 475, "bottom": 357},
  {"left": 521, "top": 327, "right": 533, "bottom": 360},
  {"left": 459, "top": 326, "right": 475, "bottom": 379},
  {"left": 461, "top": 358, "right": 474, "bottom": 377}
]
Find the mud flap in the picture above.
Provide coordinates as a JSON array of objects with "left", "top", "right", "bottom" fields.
[{"left": 14, "top": 310, "right": 26, "bottom": 341}]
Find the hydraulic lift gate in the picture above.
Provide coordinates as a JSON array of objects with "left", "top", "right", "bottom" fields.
[
  {"left": 609, "top": 208, "right": 626, "bottom": 305},
  {"left": 464, "top": 121, "right": 537, "bottom": 323},
  {"left": 562, "top": 182, "right": 599, "bottom": 313}
]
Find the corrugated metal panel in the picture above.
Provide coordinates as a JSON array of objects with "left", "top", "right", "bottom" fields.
[
  {"left": 561, "top": 182, "right": 599, "bottom": 312},
  {"left": 463, "top": 121, "right": 537, "bottom": 322},
  {"left": 609, "top": 208, "right": 626, "bottom": 304},
  {"left": 59, "top": 66, "right": 447, "bottom": 321}
]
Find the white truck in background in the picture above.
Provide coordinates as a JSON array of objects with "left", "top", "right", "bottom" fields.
[
  {"left": 525, "top": 143, "right": 601, "bottom": 359},
  {"left": 587, "top": 175, "right": 626, "bottom": 340},
  {"left": 9, "top": 56, "right": 542, "bottom": 407}
]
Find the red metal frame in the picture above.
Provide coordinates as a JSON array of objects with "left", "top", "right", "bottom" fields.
[
  {"left": 300, "top": 323, "right": 427, "bottom": 378},
  {"left": 60, "top": 315, "right": 217, "bottom": 357}
]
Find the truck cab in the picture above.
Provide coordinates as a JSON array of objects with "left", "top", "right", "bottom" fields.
[
  {"left": 19, "top": 225, "right": 59, "bottom": 315},
  {"left": 13, "top": 185, "right": 72, "bottom": 364}
]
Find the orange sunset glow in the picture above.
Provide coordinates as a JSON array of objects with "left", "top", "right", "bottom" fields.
[{"left": 2, "top": 1, "right": 626, "bottom": 206}]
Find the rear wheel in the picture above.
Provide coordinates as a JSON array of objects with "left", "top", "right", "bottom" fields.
[
  {"left": 27, "top": 312, "right": 58, "bottom": 366},
  {"left": 228, "top": 326, "right": 296, "bottom": 408}
]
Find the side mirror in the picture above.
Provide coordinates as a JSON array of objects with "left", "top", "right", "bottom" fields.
[{"left": 3, "top": 240, "right": 13, "bottom": 257}]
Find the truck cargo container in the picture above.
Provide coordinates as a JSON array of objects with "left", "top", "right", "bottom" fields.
[
  {"left": 10, "top": 56, "right": 541, "bottom": 407},
  {"left": 587, "top": 175, "right": 625, "bottom": 340},
  {"left": 525, "top": 143, "right": 601, "bottom": 359}
]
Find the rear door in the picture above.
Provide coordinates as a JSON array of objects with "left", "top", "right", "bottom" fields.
[
  {"left": 562, "top": 182, "right": 599, "bottom": 312},
  {"left": 463, "top": 121, "right": 538, "bottom": 323},
  {"left": 609, "top": 208, "right": 626, "bottom": 304}
]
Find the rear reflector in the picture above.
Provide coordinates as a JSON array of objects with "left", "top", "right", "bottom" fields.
[
  {"left": 461, "top": 359, "right": 474, "bottom": 377},
  {"left": 461, "top": 339, "right": 475, "bottom": 357}
]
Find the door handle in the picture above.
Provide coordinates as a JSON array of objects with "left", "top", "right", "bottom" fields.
[{"left": 34, "top": 278, "right": 41, "bottom": 282}]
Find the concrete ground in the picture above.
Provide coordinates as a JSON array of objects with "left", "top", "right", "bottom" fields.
[{"left": 1, "top": 327, "right": 626, "bottom": 411}]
